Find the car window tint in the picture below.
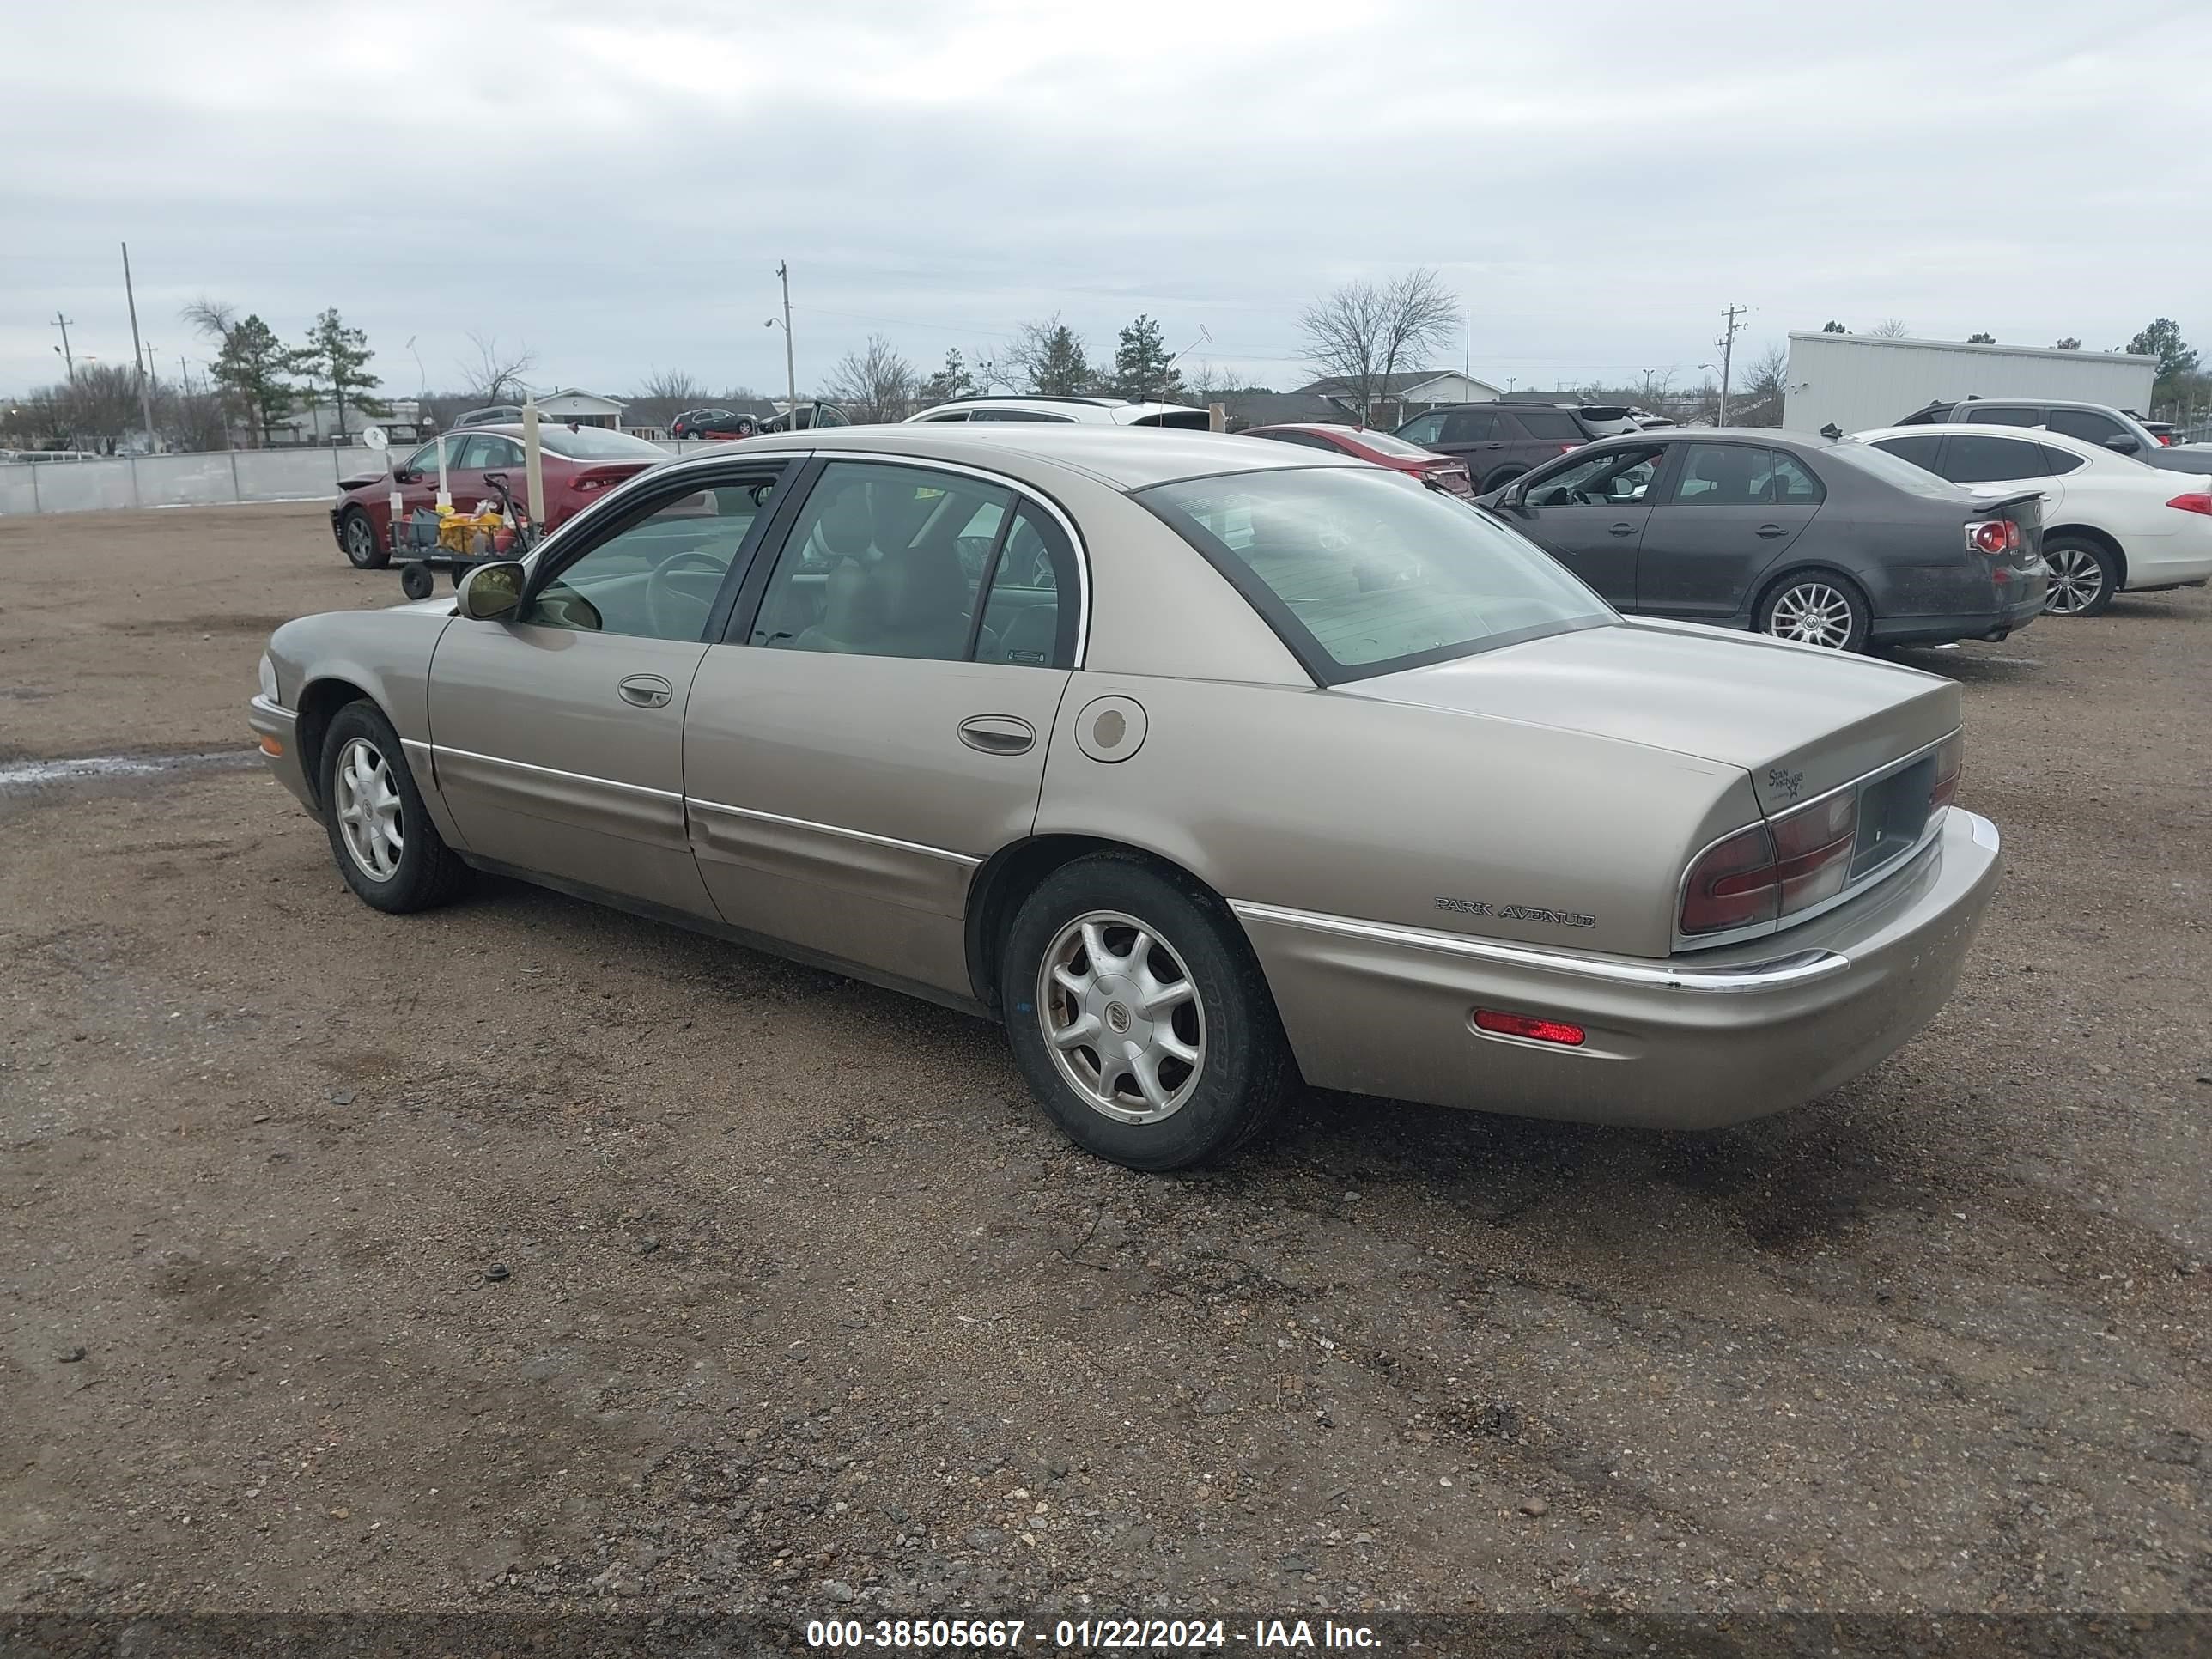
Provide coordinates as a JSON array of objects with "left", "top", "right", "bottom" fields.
[
  {"left": 971, "top": 409, "right": 1072, "bottom": 422},
  {"left": 1870, "top": 434, "right": 1945, "bottom": 471},
  {"left": 523, "top": 481, "right": 770, "bottom": 641},
  {"left": 1668, "top": 443, "right": 1771, "bottom": 506},
  {"left": 453, "top": 435, "right": 497, "bottom": 470},
  {"left": 1398, "top": 413, "right": 1445, "bottom": 445},
  {"left": 1512, "top": 410, "right": 1585, "bottom": 441},
  {"left": 1525, "top": 443, "right": 1665, "bottom": 506},
  {"left": 974, "top": 504, "right": 1077, "bottom": 668},
  {"left": 402, "top": 439, "right": 446, "bottom": 476},
  {"left": 1441, "top": 408, "right": 1502, "bottom": 442},
  {"left": 1963, "top": 405, "right": 2038, "bottom": 427},
  {"left": 1763, "top": 450, "right": 1826, "bottom": 503},
  {"left": 1942, "top": 434, "right": 2050, "bottom": 483},
  {"left": 750, "top": 461, "right": 1013, "bottom": 660},
  {"left": 920, "top": 410, "right": 969, "bottom": 422},
  {"left": 1140, "top": 466, "right": 1614, "bottom": 680},
  {"left": 2046, "top": 408, "right": 2126, "bottom": 446},
  {"left": 2039, "top": 444, "right": 2087, "bottom": 476},
  {"left": 1255, "top": 429, "right": 1343, "bottom": 452}
]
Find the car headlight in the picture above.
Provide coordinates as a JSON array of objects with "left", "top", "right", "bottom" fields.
[{"left": 258, "top": 653, "right": 281, "bottom": 704}]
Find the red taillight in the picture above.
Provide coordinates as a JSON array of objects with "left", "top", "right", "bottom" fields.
[
  {"left": 2159, "top": 434, "right": 2176, "bottom": 445},
  {"left": 2165, "top": 492, "right": 2212, "bottom": 515},
  {"left": 1680, "top": 790, "right": 1861, "bottom": 937},
  {"left": 1473, "top": 1009, "right": 1586, "bottom": 1046},
  {"left": 1928, "top": 732, "right": 1964, "bottom": 811},
  {"left": 1966, "top": 519, "right": 2021, "bottom": 555}
]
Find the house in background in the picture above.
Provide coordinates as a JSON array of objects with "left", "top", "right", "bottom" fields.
[
  {"left": 1293, "top": 369, "right": 1503, "bottom": 428},
  {"left": 534, "top": 389, "right": 626, "bottom": 429}
]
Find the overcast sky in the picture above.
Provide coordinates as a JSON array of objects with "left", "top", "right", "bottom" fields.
[{"left": 5, "top": 0, "right": 2207, "bottom": 403}]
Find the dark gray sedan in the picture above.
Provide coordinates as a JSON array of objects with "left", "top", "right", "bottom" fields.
[{"left": 1478, "top": 428, "right": 2049, "bottom": 651}]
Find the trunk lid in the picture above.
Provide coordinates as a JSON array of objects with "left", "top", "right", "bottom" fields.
[{"left": 1342, "top": 617, "right": 1960, "bottom": 817}]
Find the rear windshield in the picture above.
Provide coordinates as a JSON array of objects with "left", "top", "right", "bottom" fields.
[
  {"left": 1511, "top": 410, "right": 1587, "bottom": 441},
  {"left": 1344, "top": 429, "right": 1442, "bottom": 459},
  {"left": 1139, "top": 466, "right": 1615, "bottom": 683},
  {"left": 1832, "top": 440, "right": 1966, "bottom": 498},
  {"left": 543, "top": 427, "right": 670, "bottom": 460},
  {"left": 1131, "top": 410, "right": 1212, "bottom": 429}
]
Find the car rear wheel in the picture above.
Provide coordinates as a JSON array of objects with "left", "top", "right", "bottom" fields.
[
  {"left": 339, "top": 507, "right": 387, "bottom": 569},
  {"left": 2041, "top": 537, "right": 2118, "bottom": 617},
  {"left": 1001, "top": 854, "right": 1295, "bottom": 1170},
  {"left": 319, "top": 702, "right": 470, "bottom": 914},
  {"left": 1757, "top": 570, "right": 1869, "bottom": 652}
]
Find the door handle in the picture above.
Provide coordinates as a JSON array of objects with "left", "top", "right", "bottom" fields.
[
  {"left": 1608, "top": 522, "right": 1636, "bottom": 537},
  {"left": 618, "top": 674, "right": 675, "bottom": 708},
  {"left": 958, "top": 714, "right": 1035, "bottom": 756},
  {"left": 1755, "top": 523, "right": 1787, "bottom": 538}
]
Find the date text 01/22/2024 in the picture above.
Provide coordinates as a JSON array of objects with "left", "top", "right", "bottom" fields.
[{"left": 804, "top": 1616, "right": 1382, "bottom": 1650}]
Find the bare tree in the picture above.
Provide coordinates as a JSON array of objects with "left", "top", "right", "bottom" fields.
[
  {"left": 819, "top": 334, "right": 918, "bottom": 422},
  {"left": 1727, "top": 343, "right": 1790, "bottom": 427},
  {"left": 460, "top": 331, "right": 538, "bottom": 402},
  {"left": 1869, "top": 318, "right": 1911, "bottom": 338},
  {"left": 638, "top": 368, "right": 702, "bottom": 402},
  {"left": 1006, "top": 315, "right": 1095, "bottom": 396},
  {"left": 1297, "top": 268, "right": 1460, "bottom": 423},
  {"left": 180, "top": 297, "right": 239, "bottom": 345}
]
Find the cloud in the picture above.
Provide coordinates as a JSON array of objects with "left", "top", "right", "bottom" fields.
[{"left": 4, "top": 0, "right": 2209, "bottom": 400}]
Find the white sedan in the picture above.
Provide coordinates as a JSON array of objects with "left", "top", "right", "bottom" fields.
[{"left": 1851, "top": 423, "right": 2212, "bottom": 616}]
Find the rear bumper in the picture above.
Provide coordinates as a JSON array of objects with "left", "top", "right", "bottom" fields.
[
  {"left": 1234, "top": 807, "right": 2001, "bottom": 1130},
  {"left": 248, "top": 696, "right": 315, "bottom": 811}
]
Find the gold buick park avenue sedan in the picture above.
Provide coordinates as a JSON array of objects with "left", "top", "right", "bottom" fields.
[{"left": 250, "top": 425, "right": 2001, "bottom": 1169}]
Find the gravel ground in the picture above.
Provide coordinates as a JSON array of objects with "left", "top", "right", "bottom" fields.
[{"left": 1, "top": 503, "right": 2206, "bottom": 1621}]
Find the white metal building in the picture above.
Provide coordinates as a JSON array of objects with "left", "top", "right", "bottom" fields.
[{"left": 1781, "top": 334, "right": 2157, "bottom": 434}]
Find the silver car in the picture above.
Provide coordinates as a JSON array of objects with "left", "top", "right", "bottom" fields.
[{"left": 250, "top": 426, "right": 2002, "bottom": 1170}]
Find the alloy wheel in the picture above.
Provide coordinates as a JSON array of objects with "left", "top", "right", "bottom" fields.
[
  {"left": 1038, "top": 910, "right": 1207, "bottom": 1124},
  {"left": 332, "top": 736, "right": 404, "bottom": 881},
  {"left": 2043, "top": 547, "right": 2106, "bottom": 615},
  {"left": 1766, "top": 582, "right": 1856, "bottom": 648},
  {"left": 343, "top": 514, "right": 375, "bottom": 562}
]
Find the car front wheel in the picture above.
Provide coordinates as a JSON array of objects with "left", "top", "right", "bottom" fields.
[
  {"left": 2041, "top": 537, "right": 2118, "bottom": 617},
  {"left": 1001, "top": 855, "right": 1295, "bottom": 1170},
  {"left": 339, "top": 507, "right": 387, "bottom": 569},
  {"left": 319, "top": 702, "right": 470, "bottom": 913},
  {"left": 1757, "top": 570, "right": 1869, "bottom": 651}
]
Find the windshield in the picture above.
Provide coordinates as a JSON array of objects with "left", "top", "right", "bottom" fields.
[
  {"left": 1139, "top": 466, "right": 1615, "bottom": 682},
  {"left": 542, "top": 426, "right": 669, "bottom": 460},
  {"left": 1832, "top": 439, "right": 1975, "bottom": 497}
]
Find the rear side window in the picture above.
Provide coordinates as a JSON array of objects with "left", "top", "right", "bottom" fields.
[
  {"left": 1511, "top": 410, "right": 1586, "bottom": 441},
  {"left": 2046, "top": 408, "right": 2128, "bottom": 447},
  {"left": 1765, "top": 451, "right": 1826, "bottom": 503},
  {"left": 1442, "top": 408, "right": 1503, "bottom": 442},
  {"left": 1942, "top": 434, "right": 2051, "bottom": 483},
  {"left": 2039, "top": 444, "right": 2087, "bottom": 476},
  {"left": 972, "top": 409, "right": 1073, "bottom": 422},
  {"left": 1131, "top": 410, "right": 1211, "bottom": 428},
  {"left": 919, "top": 410, "right": 969, "bottom": 422},
  {"left": 1962, "top": 405, "right": 2038, "bottom": 427}
]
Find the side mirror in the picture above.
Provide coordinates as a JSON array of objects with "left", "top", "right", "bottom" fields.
[
  {"left": 456, "top": 561, "right": 526, "bottom": 621},
  {"left": 2103, "top": 434, "right": 2141, "bottom": 454},
  {"left": 1499, "top": 481, "right": 1529, "bottom": 512}
]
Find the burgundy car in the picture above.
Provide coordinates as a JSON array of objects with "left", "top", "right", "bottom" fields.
[
  {"left": 330, "top": 424, "right": 669, "bottom": 568},
  {"left": 1242, "top": 422, "right": 1475, "bottom": 495}
]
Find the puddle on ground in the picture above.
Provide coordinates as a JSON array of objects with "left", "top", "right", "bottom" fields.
[{"left": 0, "top": 750, "right": 261, "bottom": 793}]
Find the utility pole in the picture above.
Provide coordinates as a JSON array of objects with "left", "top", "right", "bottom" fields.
[
  {"left": 121, "top": 241, "right": 155, "bottom": 447},
  {"left": 52, "top": 313, "right": 76, "bottom": 383},
  {"left": 776, "top": 261, "right": 797, "bottom": 428},
  {"left": 1717, "top": 303, "right": 1747, "bottom": 425}
]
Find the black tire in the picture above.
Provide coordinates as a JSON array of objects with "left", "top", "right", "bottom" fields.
[
  {"left": 319, "top": 702, "right": 470, "bottom": 914},
  {"left": 398, "top": 562, "right": 435, "bottom": 601},
  {"left": 2040, "top": 536, "right": 2118, "bottom": 617},
  {"left": 1001, "top": 854, "right": 1296, "bottom": 1170},
  {"left": 1755, "top": 568, "right": 1871, "bottom": 652},
  {"left": 339, "top": 506, "right": 388, "bottom": 569}
]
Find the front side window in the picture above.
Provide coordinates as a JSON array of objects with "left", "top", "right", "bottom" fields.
[
  {"left": 523, "top": 479, "right": 774, "bottom": 641},
  {"left": 1525, "top": 443, "right": 1664, "bottom": 506},
  {"left": 1941, "top": 434, "right": 2051, "bottom": 483},
  {"left": 454, "top": 434, "right": 520, "bottom": 470},
  {"left": 402, "top": 438, "right": 448, "bottom": 477},
  {"left": 750, "top": 461, "right": 1032, "bottom": 661},
  {"left": 971, "top": 408, "right": 1073, "bottom": 422},
  {"left": 1397, "top": 412, "right": 1445, "bottom": 445},
  {"left": 1139, "top": 465, "right": 1613, "bottom": 682}
]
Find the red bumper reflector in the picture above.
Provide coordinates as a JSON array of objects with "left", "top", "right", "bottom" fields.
[{"left": 1474, "top": 1009, "right": 1587, "bottom": 1046}]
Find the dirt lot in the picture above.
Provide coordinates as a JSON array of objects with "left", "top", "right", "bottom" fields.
[{"left": 2, "top": 502, "right": 2207, "bottom": 1622}]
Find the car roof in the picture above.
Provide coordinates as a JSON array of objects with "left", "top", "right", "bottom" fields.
[{"left": 705, "top": 422, "right": 1354, "bottom": 491}]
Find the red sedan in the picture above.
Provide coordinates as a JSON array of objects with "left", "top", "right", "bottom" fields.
[
  {"left": 1243, "top": 422, "right": 1475, "bottom": 496},
  {"left": 330, "top": 424, "right": 670, "bottom": 568}
]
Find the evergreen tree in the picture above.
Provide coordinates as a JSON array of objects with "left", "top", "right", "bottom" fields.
[
  {"left": 1109, "top": 313, "right": 1182, "bottom": 402},
  {"left": 919, "top": 348, "right": 980, "bottom": 404},
  {"left": 1967, "top": 331, "right": 1996, "bottom": 344},
  {"left": 2054, "top": 337, "right": 2081, "bottom": 350},
  {"left": 209, "top": 315, "right": 298, "bottom": 447},
  {"left": 1820, "top": 320, "right": 1849, "bottom": 334},
  {"left": 295, "top": 308, "right": 389, "bottom": 440},
  {"left": 1028, "top": 323, "right": 1093, "bottom": 396},
  {"left": 2125, "top": 318, "right": 2198, "bottom": 386}
]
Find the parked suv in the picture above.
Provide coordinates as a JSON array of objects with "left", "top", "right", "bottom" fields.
[
  {"left": 1395, "top": 402, "right": 1594, "bottom": 492},
  {"left": 907, "top": 395, "right": 1212, "bottom": 428},
  {"left": 1893, "top": 398, "right": 2212, "bottom": 477}
]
